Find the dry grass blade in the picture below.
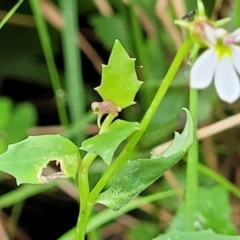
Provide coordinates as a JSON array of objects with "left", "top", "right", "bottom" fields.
[
  {"left": 0, "top": 214, "right": 8, "bottom": 240},
  {"left": 170, "top": 0, "right": 186, "bottom": 19},
  {"left": 163, "top": 170, "right": 183, "bottom": 200},
  {"left": 135, "top": 6, "right": 157, "bottom": 38},
  {"left": 202, "top": 137, "right": 219, "bottom": 172},
  {"left": 152, "top": 113, "right": 240, "bottom": 155},
  {"left": 0, "top": 11, "right": 35, "bottom": 27},
  {"left": 93, "top": 0, "right": 113, "bottom": 16},
  {"left": 155, "top": 0, "right": 182, "bottom": 49},
  {"left": 40, "top": 0, "right": 103, "bottom": 74}
]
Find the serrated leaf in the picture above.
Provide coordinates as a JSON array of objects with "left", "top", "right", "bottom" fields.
[
  {"left": 0, "top": 135, "right": 80, "bottom": 185},
  {"left": 98, "top": 109, "right": 193, "bottom": 210},
  {"left": 152, "top": 230, "right": 240, "bottom": 240},
  {"left": 81, "top": 120, "right": 140, "bottom": 165},
  {"left": 95, "top": 40, "right": 143, "bottom": 109}
]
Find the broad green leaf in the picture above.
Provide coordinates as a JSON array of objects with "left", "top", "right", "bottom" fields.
[
  {"left": 98, "top": 109, "right": 193, "bottom": 210},
  {"left": 167, "top": 186, "right": 237, "bottom": 235},
  {"left": 0, "top": 97, "right": 12, "bottom": 129},
  {"left": 6, "top": 103, "right": 37, "bottom": 144},
  {"left": 95, "top": 40, "right": 143, "bottom": 109},
  {"left": 127, "top": 223, "right": 158, "bottom": 240},
  {"left": 81, "top": 120, "right": 140, "bottom": 165},
  {"left": 0, "top": 135, "right": 80, "bottom": 185},
  {"left": 153, "top": 230, "right": 240, "bottom": 240}
]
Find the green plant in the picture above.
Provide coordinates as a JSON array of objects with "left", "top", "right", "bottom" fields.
[{"left": 1, "top": 1, "right": 240, "bottom": 240}]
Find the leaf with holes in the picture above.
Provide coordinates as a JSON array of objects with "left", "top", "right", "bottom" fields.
[
  {"left": 95, "top": 40, "right": 143, "bottom": 109},
  {"left": 0, "top": 135, "right": 80, "bottom": 185},
  {"left": 98, "top": 109, "right": 193, "bottom": 210}
]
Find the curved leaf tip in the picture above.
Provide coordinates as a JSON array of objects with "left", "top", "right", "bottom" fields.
[{"left": 98, "top": 109, "right": 193, "bottom": 210}]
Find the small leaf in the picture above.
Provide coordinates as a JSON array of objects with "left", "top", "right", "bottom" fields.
[
  {"left": 81, "top": 120, "right": 140, "bottom": 165},
  {"left": 98, "top": 109, "right": 193, "bottom": 210},
  {"left": 152, "top": 230, "right": 240, "bottom": 240},
  {"left": 0, "top": 135, "right": 80, "bottom": 185},
  {"left": 95, "top": 40, "right": 143, "bottom": 109}
]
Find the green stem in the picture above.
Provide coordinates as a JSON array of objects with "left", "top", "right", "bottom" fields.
[
  {"left": 75, "top": 114, "right": 116, "bottom": 240},
  {"left": 185, "top": 0, "right": 197, "bottom": 11},
  {"left": 127, "top": 0, "right": 148, "bottom": 75},
  {"left": 185, "top": 88, "right": 198, "bottom": 231},
  {"left": 76, "top": 164, "right": 93, "bottom": 240},
  {"left": 237, "top": 0, "right": 240, "bottom": 27},
  {"left": 88, "top": 39, "right": 192, "bottom": 205},
  {"left": 0, "top": 184, "right": 54, "bottom": 209},
  {"left": 87, "top": 189, "right": 183, "bottom": 233},
  {"left": 0, "top": 0, "right": 23, "bottom": 29},
  {"left": 128, "top": 0, "right": 149, "bottom": 107},
  {"left": 59, "top": 159, "right": 240, "bottom": 240},
  {"left": 58, "top": 189, "right": 182, "bottom": 240},
  {"left": 59, "top": 0, "right": 85, "bottom": 139},
  {"left": 29, "top": 0, "right": 68, "bottom": 127},
  {"left": 128, "top": 0, "right": 146, "bottom": 73},
  {"left": 198, "top": 163, "right": 240, "bottom": 198},
  {"left": 99, "top": 114, "right": 116, "bottom": 133}
]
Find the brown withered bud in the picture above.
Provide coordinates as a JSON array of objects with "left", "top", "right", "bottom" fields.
[{"left": 91, "top": 99, "right": 122, "bottom": 127}]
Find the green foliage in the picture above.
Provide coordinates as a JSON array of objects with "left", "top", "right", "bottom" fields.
[
  {"left": 196, "top": 187, "right": 236, "bottom": 234},
  {"left": 81, "top": 120, "right": 140, "bottom": 165},
  {"left": 90, "top": 14, "right": 133, "bottom": 51},
  {"left": 152, "top": 90, "right": 187, "bottom": 128},
  {"left": 127, "top": 222, "right": 158, "bottom": 240},
  {"left": 0, "top": 0, "right": 23, "bottom": 30},
  {"left": 0, "top": 135, "right": 80, "bottom": 185},
  {"left": 167, "top": 186, "right": 237, "bottom": 234},
  {"left": 98, "top": 109, "right": 193, "bottom": 210},
  {"left": 95, "top": 40, "right": 143, "bottom": 108},
  {"left": 0, "top": 25, "right": 50, "bottom": 86},
  {"left": 0, "top": 97, "right": 36, "bottom": 154},
  {"left": 153, "top": 230, "right": 240, "bottom": 240},
  {"left": 2, "top": 1, "right": 239, "bottom": 239}
]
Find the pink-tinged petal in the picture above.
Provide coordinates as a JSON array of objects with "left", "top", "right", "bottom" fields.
[
  {"left": 224, "top": 28, "right": 240, "bottom": 44},
  {"left": 190, "top": 48, "right": 217, "bottom": 89},
  {"left": 214, "top": 56, "right": 240, "bottom": 104},
  {"left": 204, "top": 24, "right": 217, "bottom": 45},
  {"left": 231, "top": 45, "right": 240, "bottom": 74}
]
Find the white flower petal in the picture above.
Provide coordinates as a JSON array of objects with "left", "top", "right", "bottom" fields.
[
  {"left": 231, "top": 45, "right": 240, "bottom": 74},
  {"left": 224, "top": 28, "right": 240, "bottom": 44},
  {"left": 190, "top": 48, "right": 217, "bottom": 89},
  {"left": 214, "top": 56, "right": 240, "bottom": 104},
  {"left": 204, "top": 24, "right": 217, "bottom": 45}
]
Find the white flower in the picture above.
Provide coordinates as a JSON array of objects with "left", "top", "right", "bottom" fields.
[{"left": 190, "top": 24, "right": 240, "bottom": 104}]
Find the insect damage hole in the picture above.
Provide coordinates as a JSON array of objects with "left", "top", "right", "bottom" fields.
[{"left": 40, "top": 160, "right": 65, "bottom": 184}]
